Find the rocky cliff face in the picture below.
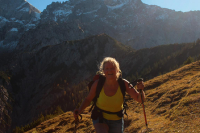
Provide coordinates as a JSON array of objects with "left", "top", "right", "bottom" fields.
[
  {"left": 1, "top": 0, "right": 200, "bottom": 52},
  {"left": 0, "top": 74, "right": 13, "bottom": 133},
  {"left": 16, "top": 0, "right": 200, "bottom": 51},
  {"left": 0, "top": 84, "right": 9, "bottom": 132},
  {"left": 0, "top": 0, "right": 40, "bottom": 51}
]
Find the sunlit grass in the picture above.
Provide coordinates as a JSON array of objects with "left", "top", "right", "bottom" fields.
[{"left": 25, "top": 61, "right": 200, "bottom": 133}]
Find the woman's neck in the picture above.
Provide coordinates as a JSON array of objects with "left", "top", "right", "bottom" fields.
[{"left": 104, "top": 78, "right": 118, "bottom": 86}]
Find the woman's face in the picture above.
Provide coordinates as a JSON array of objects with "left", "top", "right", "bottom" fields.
[{"left": 103, "top": 62, "right": 118, "bottom": 80}]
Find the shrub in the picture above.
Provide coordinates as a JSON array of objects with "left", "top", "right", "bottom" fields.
[{"left": 183, "top": 56, "right": 194, "bottom": 65}]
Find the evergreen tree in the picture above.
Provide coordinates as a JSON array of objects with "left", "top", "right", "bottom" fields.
[{"left": 183, "top": 56, "right": 194, "bottom": 65}]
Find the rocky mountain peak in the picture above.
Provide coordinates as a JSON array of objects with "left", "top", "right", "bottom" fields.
[
  {"left": 1, "top": 0, "right": 200, "bottom": 52},
  {"left": 26, "top": 0, "right": 200, "bottom": 52},
  {"left": 0, "top": 0, "right": 40, "bottom": 18},
  {"left": 0, "top": 0, "right": 41, "bottom": 51},
  {"left": 102, "top": 0, "right": 140, "bottom": 5}
]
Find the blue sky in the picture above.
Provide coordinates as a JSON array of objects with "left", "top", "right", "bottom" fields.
[
  {"left": 26, "top": 0, "right": 66, "bottom": 12},
  {"left": 142, "top": 0, "right": 200, "bottom": 12},
  {"left": 26, "top": 0, "right": 200, "bottom": 12}
]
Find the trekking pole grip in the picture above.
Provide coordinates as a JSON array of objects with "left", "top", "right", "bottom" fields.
[{"left": 137, "top": 78, "right": 144, "bottom": 103}]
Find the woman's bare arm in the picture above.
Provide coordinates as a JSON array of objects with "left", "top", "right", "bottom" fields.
[
  {"left": 124, "top": 79, "right": 145, "bottom": 103},
  {"left": 74, "top": 80, "right": 98, "bottom": 115}
]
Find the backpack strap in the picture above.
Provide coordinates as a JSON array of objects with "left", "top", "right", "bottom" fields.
[
  {"left": 118, "top": 78, "right": 129, "bottom": 117},
  {"left": 95, "top": 75, "right": 106, "bottom": 100},
  {"left": 117, "top": 78, "right": 126, "bottom": 99},
  {"left": 89, "top": 75, "right": 105, "bottom": 112}
]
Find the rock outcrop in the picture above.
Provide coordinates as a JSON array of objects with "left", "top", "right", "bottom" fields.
[{"left": 1, "top": 0, "right": 200, "bottom": 51}]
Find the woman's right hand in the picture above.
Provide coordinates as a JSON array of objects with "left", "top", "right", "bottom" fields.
[{"left": 73, "top": 109, "right": 80, "bottom": 120}]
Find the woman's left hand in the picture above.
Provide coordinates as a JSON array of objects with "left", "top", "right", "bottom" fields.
[{"left": 137, "top": 81, "right": 144, "bottom": 90}]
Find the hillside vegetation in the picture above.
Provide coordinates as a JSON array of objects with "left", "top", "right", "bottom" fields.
[
  {"left": 3, "top": 35, "right": 200, "bottom": 132},
  {"left": 124, "top": 39, "right": 200, "bottom": 82},
  {"left": 25, "top": 61, "right": 200, "bottom": 133}
]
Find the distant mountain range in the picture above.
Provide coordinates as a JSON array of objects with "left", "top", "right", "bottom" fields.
[{"left": 1, "top": 0, "right": 200, "bottom": 52}]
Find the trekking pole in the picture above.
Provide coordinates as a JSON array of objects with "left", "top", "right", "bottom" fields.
[{"left": 137, "top": 78, "right": 149, "bottom": 132}]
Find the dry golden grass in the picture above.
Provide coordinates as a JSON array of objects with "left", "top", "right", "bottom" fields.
[
  {"left": 26, "top": 61, "right": 200, "bottom": 133},
  {"left": 26, "top": 107, "right": 95, "bottom": 133}
]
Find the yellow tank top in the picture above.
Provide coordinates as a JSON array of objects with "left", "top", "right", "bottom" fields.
[{"left": 96, "top": 86, "right": 123, "bottom": 120}]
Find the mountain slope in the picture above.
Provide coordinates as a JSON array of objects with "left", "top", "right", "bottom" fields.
[
  {"left": 1, "top": 0, "right": 200, "bottom": 51},
  {"left": 117, "top": 39, "right": 200, "bottom": 81},
  {"left": 3, "top": 34, "right": 200, "bottom": 132},
  {"left": 25, "top": 60, "right": 200, "bottom": 133}
]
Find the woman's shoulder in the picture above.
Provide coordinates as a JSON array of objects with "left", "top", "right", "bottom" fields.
[{"left": 91, "top": 79, "right": 99, "bottom": 90}]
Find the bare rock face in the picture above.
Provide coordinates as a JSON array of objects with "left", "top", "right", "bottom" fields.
[
  {"left": 15, "top": 0, "right": 200, "bottom": 52},
  {"left": 0, "top": 77, "right": 13, "bottom": 133},
  {"left": 0, "top": 85, "right": 9, "bottom": 133},
  {"left": 0, "top": 0, "right": 40, "bottom": 21},
  {"left": 0, "top": 0, "right": 40, "bottom": 50},
  {"left": 1, "top": 0, "right": 200, "bottom": 52}
]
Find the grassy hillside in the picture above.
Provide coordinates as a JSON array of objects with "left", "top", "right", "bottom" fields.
[{"left": 25, "top": 61, "right": 200, "bottom": 133}]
